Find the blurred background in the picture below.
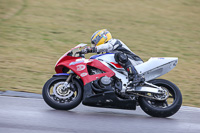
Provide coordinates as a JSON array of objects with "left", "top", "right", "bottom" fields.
[{"left": 0, "top": 0, "right": 199, "bottom": 107}]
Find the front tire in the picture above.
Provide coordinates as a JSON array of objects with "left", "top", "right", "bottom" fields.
[
  {"left": 138, "top": 79, "right": 182, "bottom": 117},
  {"left": 42, "top": 76, "right": 83, "bottom": 110}
]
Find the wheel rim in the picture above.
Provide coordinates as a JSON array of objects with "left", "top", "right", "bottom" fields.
[
  {"left": 145, "top": 85, "right": 176, "bottom": 108},
  {"left": 48, "top": 81, "right": 78, "bottom": 104}
]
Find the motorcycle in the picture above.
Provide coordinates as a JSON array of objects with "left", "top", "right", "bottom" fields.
[{"left": 42, "top": 43, "right": 182, "bottom": 117}]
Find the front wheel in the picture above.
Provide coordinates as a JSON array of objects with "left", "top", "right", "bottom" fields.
[
  {"left": 42, "top": 76, "right": 83, "bottom": 110},
  {"left": 138, "top": 79, "right": 182, "bottom": 117}
]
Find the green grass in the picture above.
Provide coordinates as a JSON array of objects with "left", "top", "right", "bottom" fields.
[{"left": 0, "top": 0, "right": 200, "bottom": 107}]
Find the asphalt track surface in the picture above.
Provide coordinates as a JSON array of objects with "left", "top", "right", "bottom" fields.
[{"left": 0, "top": 96, "right": 200, "bottom": 133}]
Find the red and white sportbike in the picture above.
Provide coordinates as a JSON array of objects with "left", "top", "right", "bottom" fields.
[{"left": 42, "top": 44, "right": 182, "bottom": 117}]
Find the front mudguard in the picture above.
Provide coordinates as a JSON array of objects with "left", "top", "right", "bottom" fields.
[
  {"left": 53, "top": 73, "right": 69, "bottom": 77},
  {"left": 53, "top": 73, "right": 84, "bottom": 92}
]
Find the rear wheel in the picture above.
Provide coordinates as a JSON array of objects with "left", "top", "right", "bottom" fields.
[
  {"left": 42, "top": 76, "right": 83, "bottom": 110},
  {"left": 138, "top": 79, "right": 182, "bottom": 117}
]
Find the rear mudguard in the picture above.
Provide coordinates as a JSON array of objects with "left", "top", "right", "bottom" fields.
[{"left": 55, "top": 58, "right": 115, "bottom": 85}]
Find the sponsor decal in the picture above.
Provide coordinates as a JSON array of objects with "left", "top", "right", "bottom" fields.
[
  {"left": 84, "top": 59, "right": 92, "bottom": 63},
  {"left": 69, "top": 60, "right": 84, "bottom": 66},
  {"left": 80, "top": 72, "right": 87, "bottom": 77},
  {"left": 76, "top": 59, "right": 84, "bottom": 62},
  {"left": 76, "top": 59, "right": 93, "bottom": 63},
  {"left": 76, "top": 65, "right": 86, "bottom": 71},
  {"left": 103, "top": 34, "right": 107, "bottom": 39},
  {"left": 69, "top": 59, "right": 93, "bottom": 66}
]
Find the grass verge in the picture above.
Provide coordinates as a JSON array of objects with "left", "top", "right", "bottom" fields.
[{"left": 0, "top": 0, "right": 200, "bottom": 107}]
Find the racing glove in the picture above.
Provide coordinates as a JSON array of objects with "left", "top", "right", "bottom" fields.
[{"left": 82, "top": 47, "right": 97, "bottom": 54}]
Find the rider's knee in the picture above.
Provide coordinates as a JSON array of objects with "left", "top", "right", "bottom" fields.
[{"left": 114, "top": 52, "right": 128, "bottom": 66}]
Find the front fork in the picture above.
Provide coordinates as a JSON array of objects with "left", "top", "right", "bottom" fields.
[{"left": 63, "top": 72, "right": 73, "bottom": 90}]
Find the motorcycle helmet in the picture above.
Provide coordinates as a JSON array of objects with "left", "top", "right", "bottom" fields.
[{"left": 91, "top": 29, "right": 112, "bottom": 46}]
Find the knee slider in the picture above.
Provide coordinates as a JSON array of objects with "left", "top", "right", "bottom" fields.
[{"left": 114, "top": 52, "right": 128, "bottom": 64}]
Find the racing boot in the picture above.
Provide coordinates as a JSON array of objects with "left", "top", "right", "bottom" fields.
[
  {"left": 126, "top": 75, "right": 135, "bottom": 90},
  {"left": 126, "top": 66, "right": 145, "bottom": 91}
]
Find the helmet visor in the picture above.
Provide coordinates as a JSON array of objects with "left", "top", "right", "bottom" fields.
[
  {"left": 91, "top": 35, "right": 102, "bottom": 46},
  {"left": 91, "top": 40, "right": 95, "bottom": 45}
]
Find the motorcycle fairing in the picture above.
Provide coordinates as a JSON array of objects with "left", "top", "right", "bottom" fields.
[
  {"left": 55, "top": 56, "right": 115, "bottom": 85},
  {"left": 82, "top": 83, "right": 136, "bottom": 110},
  {"left": 93, "top": 53, "right": 178, "bottom": 82},
  {"left": 90, "top": 53, "right": 114, "bottom": 59},
  {"left": 135, "top": 57, "right": 178, "bottom": 81},
  {"left": 90, "top": 53, "right": 124, "bottom": 70}
]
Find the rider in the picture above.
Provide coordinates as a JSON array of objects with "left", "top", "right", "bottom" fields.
[{"left": 82, "top": 29, "right": 144, "bottom": 89}]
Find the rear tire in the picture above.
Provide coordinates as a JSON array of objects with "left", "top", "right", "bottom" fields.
[
  {"left": 42, "top": 76, "right": 83, "bottom": 110},
  {"left": 138, "top": 79, "right": 182, "bottom": 117}
]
